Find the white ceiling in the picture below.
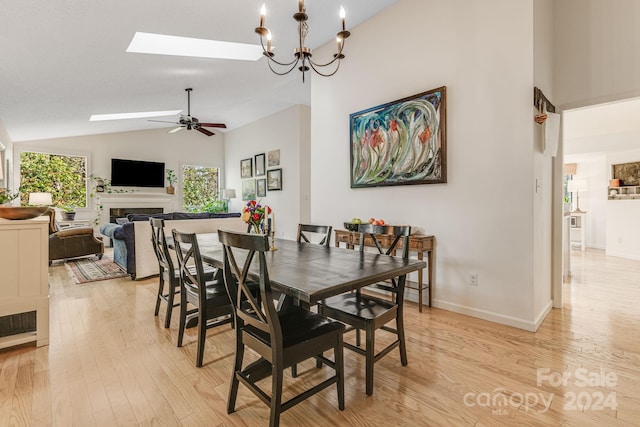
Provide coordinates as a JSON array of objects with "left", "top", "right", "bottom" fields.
[{"left": 0, "top": 0, "right": 397, "bottom": 142}]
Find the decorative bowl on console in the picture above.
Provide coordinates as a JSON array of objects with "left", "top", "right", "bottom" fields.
[{"left": 0, "top": 206, "right": 50, "bottom": 220}]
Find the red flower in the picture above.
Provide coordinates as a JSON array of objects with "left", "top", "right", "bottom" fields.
[
  {"left": 250, "top": 200, "right": 257, "bottom": 206},
  {"left": 267, "top": 206, "right": 272, "bottom": 214},
  {"left": 253, "top": 213, "right": 260, "bottom": 221}
]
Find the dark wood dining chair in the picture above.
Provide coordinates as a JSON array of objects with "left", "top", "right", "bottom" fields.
[
  {"left": 218, "top": 229, "right": 345, "bottom": 427},
  {"left": 150, "top": 218, "right": 217, "bottom": 328},
  {"left": 296, "top": 224, "right": 332, "bottom": 247},
  {"left": 172, "top": 229, "right": 233, "bottom": 367},
  {"left": 318, "top": 223, "right": 411, "bottom": 395}
]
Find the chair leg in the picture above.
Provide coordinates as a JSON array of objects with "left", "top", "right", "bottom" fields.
[
  {"left": 269, "top": 362, "right": 284, "bottom": 427},
  {"left": 164, "top": 281, "right": 175, "bottom": 328},
  {"left": 365, "top": 325, "right": 375, "bottom": 396},
  {"left": 227, "top": 331, "right": 244, "bottom": 414},
  {"left": 177, "top": 294, "right": 187, "bottom": 347},
  {"left": 336, "top": 335, "right": 345, "bottom": 410},
  {"left": 154, "top": 275, "right": 164, "bottom": 316},
  {"left": 196, "top": 311, "right": 207, "bottom": 367}
]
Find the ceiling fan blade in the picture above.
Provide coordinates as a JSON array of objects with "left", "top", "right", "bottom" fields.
[
  {"left": 196, "top": 127, "right": 214, "bottom": 136},
  {"left": 168, "top": 126, "right": 184, "bottom": 134},
  {"left": 149, "top": 119, "right": 179, "bottom": 124},
  {"left": 199, "top": 123, "right": 227, "bottom": 128}
]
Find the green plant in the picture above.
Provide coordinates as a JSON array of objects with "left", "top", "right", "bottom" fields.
[
  {"left": 166, "top": 169, "right": 177, "bottom": 187},
  {"left": 61, "top": 205, "right": 76, "bottom": 213},
  {"left": 0, "top": 189, "right": 18, "bottom": 205}
]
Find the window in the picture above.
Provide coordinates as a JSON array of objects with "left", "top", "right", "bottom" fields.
[
  {"left": 19, "top": 151, "right": 88, "bottom": 208},
  {"left": 182, "top": 164, "right": 224, "bottom": 212}
]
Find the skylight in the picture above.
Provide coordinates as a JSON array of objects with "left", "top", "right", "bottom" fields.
[
  {"left": 126, "top": 32, "right": 264, "bottom": 61},
  {"left": 89, "top": 110, "right": 182, "bottom": 121}
]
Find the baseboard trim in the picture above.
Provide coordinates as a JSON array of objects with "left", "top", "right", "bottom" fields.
[
  {"left": 604, "top": 250, "right": 640, "bottom": 261},
  {"left": 432, "top": 299, "right": 550, "bottom": 332}
]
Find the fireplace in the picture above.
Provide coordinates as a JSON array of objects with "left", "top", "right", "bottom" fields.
[
  {"left": 109, "top": 207, "right": 163, "bottom": 223},
  {"left": 97, "top": 193, "right": 175, "bottom": 226}
]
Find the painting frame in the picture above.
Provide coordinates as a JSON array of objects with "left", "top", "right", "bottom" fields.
[
  {"left": 255, "top": 153, "right": 266, "bottom": 176},
  {"left": 240, "top": 158, "right": 253, "bottom": 178},
  {"left": 268, "top": 149, "right": 280, "bottom": 167},
  {"left": 267, "top": 168, "right": 282, "bottom": 191},
  {"left": 242, "top": 179, "right": 256, "bottom": 201},
  {"left": 349, "top": 86, "right": 447, "bottom": 188},
  {"left": 256, "top": 178, "right": 267, "bottom": 197}
]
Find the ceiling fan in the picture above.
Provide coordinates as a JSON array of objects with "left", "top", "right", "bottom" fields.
[{"left": 149, "top": 88, "right": 226, "bottom": 136}]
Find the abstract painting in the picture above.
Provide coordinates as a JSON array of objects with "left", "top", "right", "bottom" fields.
[{"left": 350, "top": 86, "right": 447, "bottom": 188}]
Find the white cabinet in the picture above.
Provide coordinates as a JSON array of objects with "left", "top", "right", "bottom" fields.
[
  {"left": 569, "top": 212, "right": 587, "bottom": 251},
  {"left": 0, "top": 216, "right": 49, "bottom": 349}
]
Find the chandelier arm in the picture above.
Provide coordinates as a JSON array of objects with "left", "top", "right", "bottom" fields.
[
  {"left": 257, "top": 36, "right": 300, "bottom": 67},
  {"left": 267, "top": 57, "right": 302, "bottom": 76},
  {"left": 307, "top": 60, "right": 341, "bottom": 78}
]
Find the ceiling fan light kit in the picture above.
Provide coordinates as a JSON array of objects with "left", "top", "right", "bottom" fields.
[
  {"left": 255, "top": 1, "right": 350, "bottom": 82},
  {"left": 148, "top": 88, "right": 226, "bottom": 136}
]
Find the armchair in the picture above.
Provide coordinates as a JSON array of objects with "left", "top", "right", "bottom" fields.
[{"left": 45, "top": 209, "right": 104, "bottom": 264}]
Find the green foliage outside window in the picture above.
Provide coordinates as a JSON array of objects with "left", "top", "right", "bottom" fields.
[
  {"left": 182, "top": 165, "right": 223, "bottom": 212},
  {"left": 19, "top": 152, "right": 87, "bottom": 208}
]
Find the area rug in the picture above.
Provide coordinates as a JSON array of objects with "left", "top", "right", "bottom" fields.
[{"left": 65, "top": 256, "right": 129, "bottom": 284}]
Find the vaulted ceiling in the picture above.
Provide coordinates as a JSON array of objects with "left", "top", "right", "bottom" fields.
[{"left": 0, "top": 0, "right": 397, "bottom": 142}]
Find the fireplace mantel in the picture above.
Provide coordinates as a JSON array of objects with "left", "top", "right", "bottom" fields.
[{"left": 97, "top": 192, "right": 175, "bottom": 224}]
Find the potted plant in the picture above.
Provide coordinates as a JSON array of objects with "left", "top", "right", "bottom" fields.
[
  {"left": 166, "top": 169, "right": 176, "bottom": 194},
  {"left": 61, "top": 205, "right": 76, "bottom": 221},
  {"left": 0, "top": 189, "right": 18, "bottom": 206}
]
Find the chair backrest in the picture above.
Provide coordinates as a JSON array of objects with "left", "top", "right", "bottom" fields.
[
  {"left": 150, "top": 218, "right": 176, "bottom": 274},
  {"left": 357, "top": 224, "right": 411, "bottom": 294},
  {"left": 297, "top": 224, "right": 332, "bottom": 247},
  {"left": 171, "top": 230, "right": 208, "bottom": 301},
  {"left": 218, "top": 230, "right": 282, "bottom": 345}
]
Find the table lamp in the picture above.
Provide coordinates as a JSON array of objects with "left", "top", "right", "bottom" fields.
[
  {"left": 567, "top": 178, "right": 588, "bottom": 213},
  {"left": 222, "top": 188, "right": 236, "bottom": 212},
  {"left": 28, "top": 192, "right": 53, "bottom": 206}
]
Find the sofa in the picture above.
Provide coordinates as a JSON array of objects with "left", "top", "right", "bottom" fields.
[{"left": 100, "top": 212, "right": 246, "bottom": 279}]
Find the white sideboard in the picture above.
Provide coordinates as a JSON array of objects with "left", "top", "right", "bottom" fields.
[{"left": 0, "top": 216, "right": 49, "bottom": 349}]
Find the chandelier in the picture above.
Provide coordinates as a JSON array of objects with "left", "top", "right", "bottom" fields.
[{"left": 255, "top": 1, "right": 350, "bottom": 82}]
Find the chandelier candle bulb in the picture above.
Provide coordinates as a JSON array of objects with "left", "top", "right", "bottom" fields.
[
  {"left": 267, "top": 31, "right": 272, "bottom": 53},
  {"left": 259, "top": 4, "right": 266, "bottom": 27},
  {"left": 340, "top": 6, "right": 346, "bottom": 31},
  {"left": 299, "top": 0, "right": 304, "bottom": 13}
]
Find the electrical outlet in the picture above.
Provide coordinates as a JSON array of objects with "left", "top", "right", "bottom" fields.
[{"left": 469, "top": 272, "right": 479, "bottom": 287}]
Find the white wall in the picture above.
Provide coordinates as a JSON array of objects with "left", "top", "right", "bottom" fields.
[
  {"left": 554, "top": 0, "right": 640, "bottom": 108},
  {"left": 12, "top": 128, "right": 225, "bottom": 220},
  {"left": 311, "top": 0, "right": 543, "bottom": 330},
  {"left": 605, "top": 149, "right": 640, "bottom": 259},
  {"left": 224, "top": 105, "right": 310, "bottom": 240},
  {"left": 0, "top": 119, "right": 13, "bottom": 192},
  {"left": 533, "top": 0, "right": 555, "bottom": 322}
]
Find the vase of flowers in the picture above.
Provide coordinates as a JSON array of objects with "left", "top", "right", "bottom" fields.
[{"left": 241, "top": 200, "right": 271, "bottom": 234}]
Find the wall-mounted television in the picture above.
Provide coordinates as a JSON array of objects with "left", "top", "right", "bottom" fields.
[{"left": 111, "top": 158, "right": 165, "bottom": 187}]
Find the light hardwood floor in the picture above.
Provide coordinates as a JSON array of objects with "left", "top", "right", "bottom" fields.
[{"left": 1, "top": 248, "right": 638, "bottom": 426}]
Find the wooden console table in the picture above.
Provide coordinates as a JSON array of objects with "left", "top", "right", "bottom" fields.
[{"left": 334, "top": 229, "right": 435, "bottom": 311}]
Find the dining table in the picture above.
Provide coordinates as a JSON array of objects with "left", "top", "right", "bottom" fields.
[{"left": 191, "top": 233, "right": 427, "bottom": 305}]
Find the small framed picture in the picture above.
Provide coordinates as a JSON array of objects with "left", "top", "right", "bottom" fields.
[
  {"left": 242, "top": 179, "right": 256, "bottom": 200},
  {"left": 240, "top": 158, "right": 253, "bottom": 178},
  {"left": 255, "top": 153, "right": 266, "bottom": 176},
  {"left": 268, "top": 149, "right": 280, "bottom": 167},
  {"left": 267, "top": 168, "right": 282, "bottom": 191},
  {"left": 256, "top": 178, "right": 267, "bottom": 197}
]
